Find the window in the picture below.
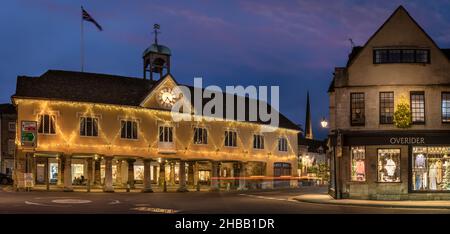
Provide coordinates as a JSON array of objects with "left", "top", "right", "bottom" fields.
[
  {"left": 224, "top": 130, "right": 237, "bottom": 147},
  {"left": 377, "top": 149, "right": 401, "bottom": 182},
  {"left": 253, "top": 134, "right": 264, "bottom": 149},
  {"left": 278, "top": 137, "right": 288, "bottom": 152},
  {"left": 351, "top": 146, "right": 366, "bottom": 182},
  {"left": 411, "top": 92, "right": 425, "bottom": 123},
  {"left": 412, "top": 146, "right": 450, "bottom": 191},
  {"left": 159, "top": 126, "right": 173, "bottom": 143},
  {"left": 38, "top": 114, "right": 56, "bottom": 134},
  {"left": 120, "top": 120, "right": 138, "bottom": 139},
  {"left": 193, "top": 127, "right": 207, "bottom": 144},
  {"left": 373, "top": 49, "right": 430, "bottom": 64},
  {"left": 379, "top": 92, "right": 394, "bottom": 124},
  {"left": 350, "top": 93, "right": 365, "bottom": 126},
  {"left": 274, "top": 162, "right": 292, "bottom": 176},
  {"left": 7, "top": 139, "right": 15, "bottom": 155},
  {"left": 8, "top": 122, "right": 15, "bottom": 132},
  {"left": 442, "top": 93, "right": 450, "bottom": 123},
  {"left": 80, "top": 117, "right": 98, "bottom": 137}
]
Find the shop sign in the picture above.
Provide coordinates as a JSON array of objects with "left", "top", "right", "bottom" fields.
[
  {"left": 389, "top": 137, "right": 425, "bottom": 145},
  {"left": 24, "top": 173, "right": 34, "bottom": 187},
  {"left": 21, "top": 121, "right": 37, "bottom": 148}
]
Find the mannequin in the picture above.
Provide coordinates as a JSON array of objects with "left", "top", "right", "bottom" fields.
[{"left": 429, "top": 162, "right": 437, "bottom": 190}]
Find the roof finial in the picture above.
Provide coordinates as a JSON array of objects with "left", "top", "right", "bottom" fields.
[{"left": 153, "top": 23, "right": 160, "bottom": 45}]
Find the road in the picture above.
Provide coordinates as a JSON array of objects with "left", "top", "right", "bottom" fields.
[{"left": 1, "top": 186, "right": 449, "bottom": 214}]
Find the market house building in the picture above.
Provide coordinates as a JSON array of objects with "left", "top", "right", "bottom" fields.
[
  {"left": 328, "top": 6, "right": 450, "bottom": 200},
  {"left": 11, "top": 38, "right": 299, "bottom": 192}
]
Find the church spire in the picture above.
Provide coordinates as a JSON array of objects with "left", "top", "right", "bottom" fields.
[{"left": 305, "top": 91, "right": 313, "bottom": 139}]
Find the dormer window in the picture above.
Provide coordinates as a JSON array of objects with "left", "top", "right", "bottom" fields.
[{"left": 374, "top": 49, "right": 430, "bottom": 64}]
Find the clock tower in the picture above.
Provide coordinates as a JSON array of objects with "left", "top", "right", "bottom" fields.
[{"left": 143, "top": 24, "right": 171, "bottom": 81}]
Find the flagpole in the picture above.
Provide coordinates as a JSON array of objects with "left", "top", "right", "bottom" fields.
[{"left": 81, "top": 6, "right": 84, "bottom": 72}]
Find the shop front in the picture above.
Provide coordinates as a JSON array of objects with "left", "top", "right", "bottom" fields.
[{"left": 331, "top": 130, "right": 450, "bottom": 200}]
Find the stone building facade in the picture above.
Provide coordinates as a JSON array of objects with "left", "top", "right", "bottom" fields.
[
  {"left": 328, "top": 6, "right": 450, "bottom": 200},
  {"left": 0, "top": 104, "right": 16, "bottom": 176}
]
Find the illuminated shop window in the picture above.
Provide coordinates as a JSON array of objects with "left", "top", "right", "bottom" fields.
[
  {"left": 377, "top": 149, "right": 401, "bottom": 182},
  {"left": 80, "top": 117, "right": 98, "bottom": 137},
  {"left": 224, "top": 130, "right": 237, "bottom": 147},
  {"left": 38, "top": 114, "right": 56, "bottom": 134},
  {"left": 198, "top": 170, "right": 210, "bottom": 182},
  {"left": 442, "top": 93, "right": 450, "bottom": 123},
  {"left": 413, "top": 147, "right": 450, "bottom": 191},
  {"left": 193, "top": 127, "right": 208, "bottom": 144},
  {"left": 253, "top": 134, "right": 264, "bottom": 149},
  {"left": 134, "top": 165, "right": 144, "bottom": 181},
  {"left": 351, "top": 146, "right": 366, "bottom": 182}
]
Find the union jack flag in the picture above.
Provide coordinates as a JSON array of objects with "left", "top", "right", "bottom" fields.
[{"left": 82, "top": 7, "right": 103, "bottom": 31}]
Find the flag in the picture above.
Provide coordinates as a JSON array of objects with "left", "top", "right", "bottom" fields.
[{"left": 82, "top": 7, "right": 103, "bottom": 31}]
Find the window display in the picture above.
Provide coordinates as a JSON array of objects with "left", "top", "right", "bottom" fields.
[
  {"left": 49, "top": 163, "right": 58, "bottom": 184},
  {"left": 72, "top": 164, "right": 85, "bottom": 185},
  {"left": 351, "top": 146, "right": 366, "bottom": 181},
  {"left": 134, "top": 165, "right": 144, "bottom": 181},
  {"left": 199, "top": 170, "right": 211, "bottom": 181},
  {"left": 413, "top": 146, "right": 450, "bottom": 191},
  {"left": 377, "top": 149, "right": 401, "bottom": 182}
]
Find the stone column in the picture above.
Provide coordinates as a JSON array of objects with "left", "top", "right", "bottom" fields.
[
  {"left": 238, "top": 162, "right": 247, "bottom": 190},
  {"left": 103, "top": 156, "right": 114, "bottom": 192},
  {"left": 142, "top": 159, "right": 153, "bottom": 193},
  {"left": 170, "top": 162, "right": 175, "bottom": 185},
  {"left": 177, "top": 160, "right": 188, "bottom": 192},
  {"left": 194, "top": 162, "right": 199, "bottom": 187},
  {"left": 187, "top": 161, "right": 194, "bottom": 187},
  {"left": 94, "top": 159, "right": 101, "bottom": 185},
  {"left": 209, "top": 161, "right": 220, "bottom": 191},
  {"left": 152, "top": 165, "right": 158, "bottom": 183},
  {"left": 116, "top": 160, "right": 123, "bottom": 186},
  {"left": 159, "top": 160, "right": 167, "bottom": 192},
  {"left": 127, "top": 159, "right": 136, "bottom": 189},
  {"left": 45, "top": 158, "right": 50, "bottom": 191},
  {"left": 87, "top": 158, "right": 93, "bottom": 192},
  {"left": 63, "top": 155, "right": 73, "bottom": 192}
]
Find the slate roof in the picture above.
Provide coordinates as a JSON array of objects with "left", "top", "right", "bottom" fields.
[
  {"left": 297, "top": 136, "right": 327, "bottom": 153},
  {"left": 13, "top": 70, "right": 300, "bottom": 131}
]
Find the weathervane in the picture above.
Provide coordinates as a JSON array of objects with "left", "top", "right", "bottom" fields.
[{"left": 153, "top": 23, "right": 161, "bottom": 45}]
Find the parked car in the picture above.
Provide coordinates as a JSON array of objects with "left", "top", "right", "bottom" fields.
[{"left": 0, "top": 173, "right": 13, "bottom": 185}]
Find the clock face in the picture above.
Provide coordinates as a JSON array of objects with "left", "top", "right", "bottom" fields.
[{"left": 158, "top": 87, "right": 180, "bottom": 107}]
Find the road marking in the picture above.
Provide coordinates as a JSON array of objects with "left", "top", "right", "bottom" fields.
[
  {"left": 109, "top": 200, "right": 120, "bottom": 205},
  {"left": 239, "top": 194, "right": 292, "bottom": 202},
  {"left": 51, "top": 199, "right": 92, "bottom": 204},
  {"left": 25, "top": 201, "right": 53, "bottom": 206},
  {"left": 130, "top": 207, "right": 179, "bottom": 213}
]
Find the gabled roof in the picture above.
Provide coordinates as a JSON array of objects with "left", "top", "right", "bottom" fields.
[{"left": 13, "top": 70, "right": 300, "bottom": 131}]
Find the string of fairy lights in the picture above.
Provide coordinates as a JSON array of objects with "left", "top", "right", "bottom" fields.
[{"left": 14, "top": 98, "right": 298, "bottom": 162}]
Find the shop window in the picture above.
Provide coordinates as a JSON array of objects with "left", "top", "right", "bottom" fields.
[
  {"left": 411, "top": 92, "right": 425, "bottom": 124},
  {"left": 38, "top": 114, "right": 56, "bottom": 134},
  {"left": 442, "top": 92, "right": 450, "bottom": 123},
  {"left": 49, "top": 163, "right": 58, "bottom": 184},
  {"left": 224, "top": 130, "right": 237, "bottom": 147},
  {"left": 120, "top": 120, "right": 138, "bottom": 139},
  {"left": 80, "top": 117, "right": 98, "bottom": 137},
  {"left": 350, "top": 93, "right": 365, "bottom": 126},
  {"left": 350, "top": 146, "right": 366, "bottom": 182},
  {"left": 274, "top": 162, "right": 291, "bottom": 176},
  {"left": 413, "top": 147, "right": 450, "bottom": 191},
  {"left": 377, "top": 149, "right": 401, "bottom": 182},
  {"left": 198, "top": 170, "right": 211, "bottom": 182},
  {"left": 379, "top": 92, "right": 394, "bottom": 124},
  {"left": 253, "top": 134, "right": 264, "bottom": 149},
  {"left": 193, "top": 127, "right": 208, "bottom": 144},
  {"left": 134, "top": 165, "right": 144, "bottom": 181},
  {"left": 159, "top": 126, "right": 173, "bottom": 143},
  {"left": 278, "top": 137, "right": 288, "bottom": 152}
]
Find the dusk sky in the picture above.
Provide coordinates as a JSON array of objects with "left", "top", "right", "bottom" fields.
[{"left": 1, "top": 0, "right": 450, "bottom": 139}]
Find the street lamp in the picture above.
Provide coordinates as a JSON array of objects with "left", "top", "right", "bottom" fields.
[{"left": 320, "top": 118, "right": 328, "bottom": 128}]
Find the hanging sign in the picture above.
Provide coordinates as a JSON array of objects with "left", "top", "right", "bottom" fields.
[{"left": 21, "top": 121, "right": 37, "bottom": 148}]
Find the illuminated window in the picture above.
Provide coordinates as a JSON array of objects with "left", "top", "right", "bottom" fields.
[
  {"left": 278, "top": 137, "right": 288, "bottom": 152},
  {"left": 253, "top": 134, "right": 264, "bottom": 149},
  {"left": 411, "top": 92, "right": 425, "bottom": 124},
  {"left": 380, "top": 92, "right": 394, "bottom": 124},
  {"left": 38, "top": 114, "right": 56, "bottom": 134},
  {"left": 350, "top": 146, "right": 365, "bottom": 181},
  {"left": 159, "top": 126, "right": 173, "bottom": 143},
  {"left": 377, "top": 149, "right": 401, "bottom": 182},
  {"left": 224, "top": 130, "right": 237, "bottom": 147},
  {"left": 193, "top": 127, "right": 207, "bottom": 144},
  {"left": 412, "top": 146, "right": 450, "bottom": 191},
  {"left": 442, "top": 92, "right": 450, "bottom": 123},
  {"left": 121, "top": 120, "right": 138, "bottom": 139},
  {"left": 351, "top": 93, "right": 365, "bottom": 126},
  {"left": 80, "top": 117, "right": 98, "bottom": 137}
]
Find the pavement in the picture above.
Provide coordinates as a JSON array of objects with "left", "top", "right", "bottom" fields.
[
  {"left": 294, "top": 193, "right": 450, "bottom": 209},
  {"left": 1, "top": 185, "right": 450, "bottom": 213}
]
